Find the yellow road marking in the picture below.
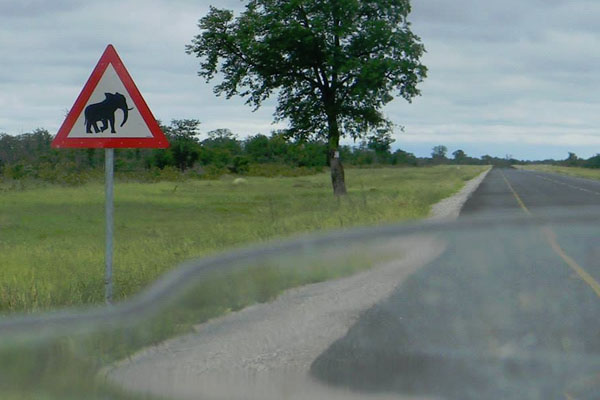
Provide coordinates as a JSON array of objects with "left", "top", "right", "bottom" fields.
[
  {"left": 500, "top": 170, "right": 600, "bottom": 298},
  {"left": 501, "top": 170, "right": 595, "bottom": 400},
  {"left": 544, "top": 227, "right": 600, "bottom": 298},
  {"left": 500, "top": 172, "right": 531, "bottom": 215}
]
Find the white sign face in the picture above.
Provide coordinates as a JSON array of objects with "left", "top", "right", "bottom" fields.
[
  {"left": 68, "top": 65, "right": 152, "bottom": 139},
  {"left": 52, "top": 44, "right": 168, "bottom": 149}
]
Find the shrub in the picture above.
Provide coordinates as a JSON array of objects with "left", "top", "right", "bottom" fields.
[
  {"left": 584, "top": 154, "right": 600, "bottom": 169},
  {"left": 4, "top": 163, "right": 30, "bottom": 180},
  {"left": 157, "top": 166, "right": 183, "bottom": 181},
  {"left": 229, "top": 156, "right": 250, "bottom": 174},
  {"left": 246, "top": 163, "right": 322, "bottom": 177}
]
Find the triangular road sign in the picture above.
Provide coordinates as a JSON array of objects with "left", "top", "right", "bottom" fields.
[{"left": 52, "top": 44, "right": 169, "bottom": 148}]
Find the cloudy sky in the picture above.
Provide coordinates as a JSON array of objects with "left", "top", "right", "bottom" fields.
[{"left": 1, "top": 0, "right": 599, "bottom": 160}]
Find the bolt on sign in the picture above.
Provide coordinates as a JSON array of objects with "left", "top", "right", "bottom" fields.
[{"left": 52, "top": 44, "right": 169, "bottom": 303}]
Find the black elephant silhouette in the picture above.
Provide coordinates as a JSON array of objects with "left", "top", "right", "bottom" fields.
[{"left": 84, "top": 92, "right": 134, "bottom": 133}]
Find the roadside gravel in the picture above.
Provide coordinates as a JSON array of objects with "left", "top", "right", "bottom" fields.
[
  {"left": 429, "top": 166, "right": 492, "bottom": 220},
  {"left": 106, "top": 236, "right": 444, "bottom": 399}
]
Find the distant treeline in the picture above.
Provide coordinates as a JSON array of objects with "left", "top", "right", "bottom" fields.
[
  {"left": 531, "top": 152, "right": 600, "bottom": 169},
  {"left": 1, "top": 119, "right": 596, "bottom": 184}
]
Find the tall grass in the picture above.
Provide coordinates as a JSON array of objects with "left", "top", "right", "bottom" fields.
[
  {"left": 0, "top": 166, "right": 485, "bottom": 312},
  {"left": 518, "top": 164, "right": 600, "bottom": 180}
]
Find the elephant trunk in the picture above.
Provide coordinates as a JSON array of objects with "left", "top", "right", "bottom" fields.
[{"left": 120, "top": 106, "right": 130, "bottom": 127}]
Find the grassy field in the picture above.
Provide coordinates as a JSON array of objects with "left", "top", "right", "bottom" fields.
[
  {"left": 517, "top": 164, "right": 600, "bottom": 180},
  {"left": 0, "top": 166, "right": 485, "bottom": 313}
]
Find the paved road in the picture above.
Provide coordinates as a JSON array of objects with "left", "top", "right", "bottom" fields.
[
  {"left": 461, "top": 167, "right": 600, "bottom": 216},
  {"left": 311, "top": 168, "right": 600, "bottom": 400}
]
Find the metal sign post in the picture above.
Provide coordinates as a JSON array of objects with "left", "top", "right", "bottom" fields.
[{"left": 104, "top": 148, "right": 114, "bottom": 304}]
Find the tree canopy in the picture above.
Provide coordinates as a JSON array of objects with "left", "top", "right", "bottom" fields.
[
  {"left": 431, "top": 145, "right": 448, "bottom": 160},
  {"left": 187, "top": 0, "right": 427, "bottom": 194}
]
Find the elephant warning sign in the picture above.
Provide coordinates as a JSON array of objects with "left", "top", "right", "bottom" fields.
[{"left": 52, "top": 44, "right": 169, "bottom": 148}]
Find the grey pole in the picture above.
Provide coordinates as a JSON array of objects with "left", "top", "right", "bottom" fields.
[{"left": 105, "top": 148, "right": 114, "bottom": 304}]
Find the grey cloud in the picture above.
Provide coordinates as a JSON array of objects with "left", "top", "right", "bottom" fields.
[
  {"left": 1, "top": 0, "right": 599, "bottom": 159},
  {"left": 0, "top": 0, "right": 83, "bottom": 17}
]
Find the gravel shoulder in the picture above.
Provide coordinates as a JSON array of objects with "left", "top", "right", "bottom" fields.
[
  {"left": 429, "top": 166, "right": 491, "bottom": 220},
  {"left": 106, "top": 236, "right": 444, "bottom": 399},
  {"left": 104, "top": 169, "right": 490, "bottom": 400}
]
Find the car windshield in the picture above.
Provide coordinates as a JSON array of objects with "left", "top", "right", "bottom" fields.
[
  {"left": 2, "top": 1, "right": 600, "bottom": 400},
  {"left": 2, "top": 197, "right": 600, "bottom": 399}
]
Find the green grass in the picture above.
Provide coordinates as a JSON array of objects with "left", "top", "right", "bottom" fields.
[
  {"left": 0, "top": 166, "right": 486, "bottom": 313},
  {"left": 517, "top": 164, "right": 600, "bottom": 180}
]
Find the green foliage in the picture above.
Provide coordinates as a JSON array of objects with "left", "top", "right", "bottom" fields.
[
  {"left": 583, "top": 154, "right": 600, "bottom": 168},
  {"left": 4, "top": 163, "right": 28, "bottom": 180},
  {"left": 246, "top": 163, "right": 323, "bottom": 177},
  {"left": 292, "top": 141, "right": 328, "bottom": 167},
  {"left": 161, "top": 119, "right": 201, "bottom": 171},
  {"left": 1, "top": 125, "right": 508, "bottom": 185},
  {"left": 150, "top": 146, "right": 174, "bottom": 169},
  {"left": 0, "top": 129, "right": 53, "bottom": 165},
  {"left": 452, "top": 149, "right": 466, "bottom": 162},
  {"left": 515, "top": 152, "right": 600, "bottom": 170},
  {"left": 229, "top": 155, "right": 250, "bottom": 174},
  {"left": 392, "top": 149, "right": 418, "bottom": 166},
  {"left": 244, "top": 134, "right": 272, "bottom": 162},
  {"left": 367, "top": 129, "right": 396, "bottom": 164},
  {"left": 36, "top": 162, "right": 92, "bottom": 186},
  {"left": 368, "top": 129, "right": 395, "bottom": 153},
  {"left": 431, "top": 145, "right": 448, "bottom": 161},
  {"left": 187, "top": 0, "right": 426, "bottom": 139},
  {"left": 200, "top": 128, "right": 242, "bottom": 168},
  {"left": 171, "top": 140, "right": 200, "bottom": 171},
  {"left": 563, "top": 152, "right": 579, "bottom": 167}
]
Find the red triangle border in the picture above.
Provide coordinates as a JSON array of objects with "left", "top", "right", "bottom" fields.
[{"left": 52, "top": 44, "right": 169, "bottom": 149}]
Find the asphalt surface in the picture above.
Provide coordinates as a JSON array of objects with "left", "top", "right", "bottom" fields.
[
  {"left": 461, "top": 167, "right": 600, "bottom": 215},
  {"left": 311, "top": 168, "right": 600, "bottom": 400}
]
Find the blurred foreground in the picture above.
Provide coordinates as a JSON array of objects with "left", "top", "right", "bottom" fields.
[{"left": 1, "top": 209, "right": 600, "bottom": 399}]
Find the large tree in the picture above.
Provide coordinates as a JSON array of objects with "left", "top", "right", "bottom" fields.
[{"left": 187, "top": 0, "right": 427, "bottom": 195}]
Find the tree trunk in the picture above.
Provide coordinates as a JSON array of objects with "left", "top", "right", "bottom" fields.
[
  {"left": 327, "top": 112, "right": 347, "bottom": 196},
  {"left": 329, "top": 149, "right": 347, "bottom": 196}
]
